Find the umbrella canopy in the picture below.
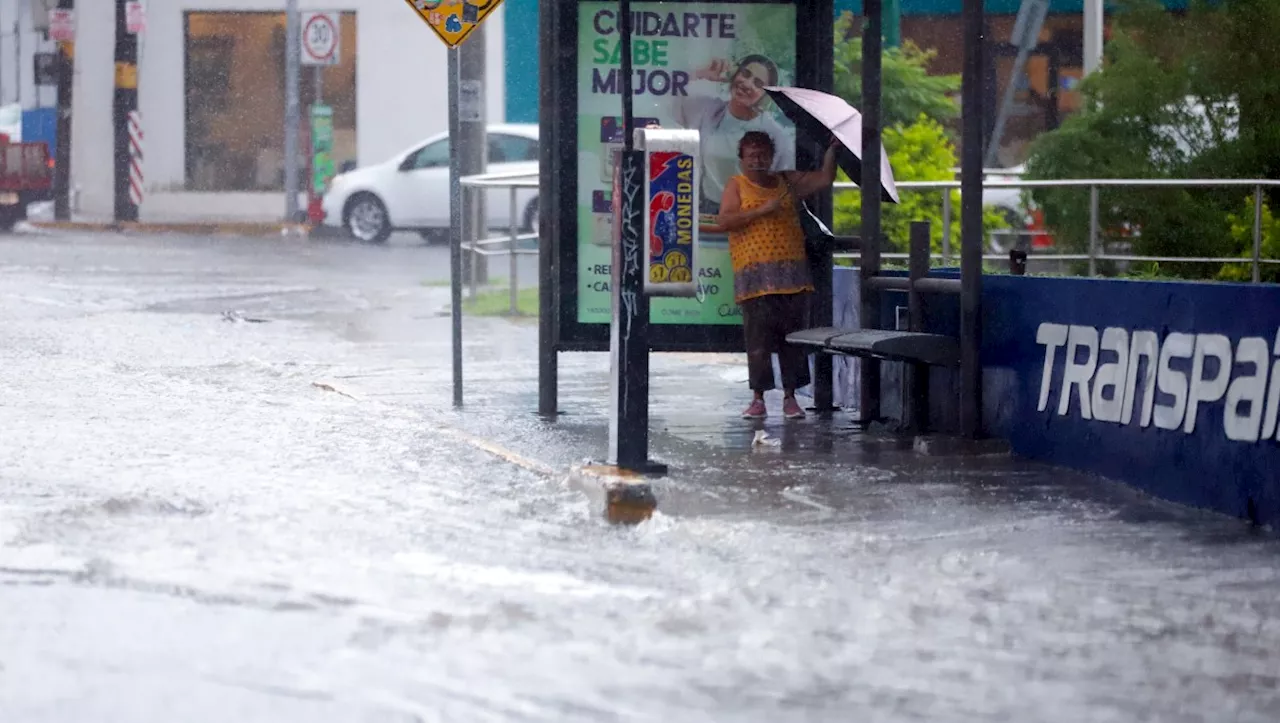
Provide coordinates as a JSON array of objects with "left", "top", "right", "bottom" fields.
[{"left": 764, "top": 86, "right": 900, "bottom": 204}]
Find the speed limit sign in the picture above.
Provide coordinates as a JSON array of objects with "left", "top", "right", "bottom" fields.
[{"left": 301, "top": 12, "right": 341, "bottom": 66}]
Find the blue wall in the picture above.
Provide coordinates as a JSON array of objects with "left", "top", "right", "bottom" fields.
[
  {"left": 503, "top": 0, "right": 1188, "bottom": 123},
  {"left": 21, "top": 108, "right": 57, "bottom": 159},
  {"left": 831, "top": 267, "right": 1280, "bottom": 527}
]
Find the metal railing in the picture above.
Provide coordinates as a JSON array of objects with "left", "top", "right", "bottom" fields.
[
  {"left": 458, "top": 170, "right": 540, "bottom": 314},
  {"left": 834, "top": 178, "right": 1280, "bottom": 282},
  {"left": 458, "top": 172, "right": 1280, "bottom": 299}
]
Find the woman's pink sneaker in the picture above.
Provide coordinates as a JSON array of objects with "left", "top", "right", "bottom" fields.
[
  {"left": 742, "top": 399, "right": 767, "bottom": 419},
  {"left": 783, "top": 397, "right": 806, "bottom": 419}
]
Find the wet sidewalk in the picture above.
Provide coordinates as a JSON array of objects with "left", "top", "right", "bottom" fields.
[{"left": 3, "top": 231, "right": 1280, "bottom": 722}]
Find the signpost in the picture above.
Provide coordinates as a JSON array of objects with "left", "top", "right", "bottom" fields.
[
  {"left": 125, "top": 1, "right": 145, "bottom": 34},
  {"left": 284, "top": 1, "right": 300, "bottom": 222},
  {"left": 403, "top": 0, "right": 504, "bottom": 49},
  {"left": 301, "top": 11, "right": 341, "bottom": 68},
  {"left": 301, "top": 12, "right": 340, "bottom": 224},
  {"left": 402, "top": 0, "right": 503, "bottom": 408},
  {"left": 48, "top": 9, "right": 75, "bottom": 42}
]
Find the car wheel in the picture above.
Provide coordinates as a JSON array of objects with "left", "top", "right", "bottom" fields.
[
  {"left": 344, "top": 193, "right": 391, "bottom": 243},
  {"left": 522, "top": 197, "right": 540, "bottom": 235}
]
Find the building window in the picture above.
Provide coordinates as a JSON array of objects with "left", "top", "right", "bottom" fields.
[{"left": 184, "top": 11, "right": 358, "bottom": 192}]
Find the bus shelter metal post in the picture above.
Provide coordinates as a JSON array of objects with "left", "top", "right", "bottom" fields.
[
  {"left": 536, "top": 0, "right": 559, "bottom": 418},
  {"left": 858, "top": 0, "right": 884, "bottom": 426},
  {"left": 959, "top": 0, "right": 985, "bottom": 439}
]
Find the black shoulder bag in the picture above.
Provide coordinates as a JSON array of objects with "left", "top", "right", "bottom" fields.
[{"left": 784, "top": 175, "right": 836, "bottom": 258}]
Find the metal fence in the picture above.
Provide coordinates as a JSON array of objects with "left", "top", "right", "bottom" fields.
[
  {"left": 839, "top": 177, "right": 1280, "bottom": 283},
  {"left": 458, "top": 170, "right": 540, "bottom": 314},
  {"left": 458, "top": 172, "right": 1280, "bottom": 311}
]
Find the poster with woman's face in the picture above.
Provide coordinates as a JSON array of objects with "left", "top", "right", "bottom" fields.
[{"left": 576, "top": 3, "right": 798, "bottom": 327}]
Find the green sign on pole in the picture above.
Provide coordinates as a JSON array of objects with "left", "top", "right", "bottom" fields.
[{"left": 309, "top": 104, "right": 335, "bottom": 195}]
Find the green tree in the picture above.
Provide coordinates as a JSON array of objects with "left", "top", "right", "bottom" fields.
[
  {"left": 832, "top": 12, "right": 960, "bottom": 130},
  {"left": 1022, "top": 0, "right": 1280, "bottom": 279},
  {"left": 834, "top": 116, "right": 1006, "bottom": 257},
  {"left": 828, "top": 12, "right": 1004, "bottom": 257}
]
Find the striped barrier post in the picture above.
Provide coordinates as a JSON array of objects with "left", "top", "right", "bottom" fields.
[{"left": 127, "top": 110, "right": 143, "bottom": 210}]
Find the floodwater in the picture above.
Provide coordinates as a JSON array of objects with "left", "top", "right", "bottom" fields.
[{"left": 1, "top": 232, "right": 1278, "bottom": 722}]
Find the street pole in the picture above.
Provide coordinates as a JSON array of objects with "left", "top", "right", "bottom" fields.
[
  {"left": 606, "top": 0, "right": 662, "bottom": 475},
  {"left": 449, "top": 47, "right": 464, "bottom": 407},
  {"left": 14, "top": 2, "right": 22, "bottom": 107},
  {"left": 446, "top": 23, "right": 488, "bottom": 408},
  {"left": 112, "top": 0, "right": 138, "bottom": 222},
  {"left": 536, "top": 0, "right": 558, "bottom": 418},
  {"left": 859, "top": 0, "right": 883, "bottom": 426},
  {"left": 284, "top": 0, "right": 300, "bottom": 222},
  {"left": 960, "top": 0, "right": 985, "bottom": 439},
  {"left": 459, "top": 24, "right": 487, "bottom": 285},
  {"left": 1083, "top": 0, "right": 1103, "bottom": 75},
  {"left": 52, "top": 0, "right": 74, "bottom": 221}
]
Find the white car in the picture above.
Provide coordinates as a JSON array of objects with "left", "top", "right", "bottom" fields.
[{"left": 321, "top": 123, "right": 540, "bottom": 243}]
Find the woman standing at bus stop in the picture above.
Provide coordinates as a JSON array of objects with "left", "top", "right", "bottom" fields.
[{"left": 712, "top": 130, "right": 837, "bottom": 420}]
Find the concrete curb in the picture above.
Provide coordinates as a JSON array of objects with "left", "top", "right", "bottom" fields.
[
  {"left": 22, "top": 220, "right": 315, "bottom": 237},
  {"left": 567, "top": 464, "right": 660, "bottom": 525}
]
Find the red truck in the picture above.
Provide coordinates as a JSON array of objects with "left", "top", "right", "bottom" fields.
[{"left": 0, "top": 133, "right": 54, "bottom": 231}]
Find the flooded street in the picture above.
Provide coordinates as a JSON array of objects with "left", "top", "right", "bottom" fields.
[{"left": 1, "top": 232, "right": 1278, "bottom": 722}]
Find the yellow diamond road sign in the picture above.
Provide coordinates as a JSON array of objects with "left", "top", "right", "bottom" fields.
[{"left": 405, "top": 0, "right": 505, "bottom": 49}]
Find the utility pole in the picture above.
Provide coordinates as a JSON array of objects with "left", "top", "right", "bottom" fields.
[
  {"left": 284, "top": 0, "right": 301, "bottom": 222},
  {"left": 52, "top": 0, "right": 73, "bottom": 220},
  {"left": 112, "top": 0, "right": 138, "bottom": 222},
  {"left": 447, "top": 23, "right": 488, "bottom": 406},
  {"left": 1083, "top": 0, "right": 1103, "bottom": 75},
  {"left": 459, "top": 24, "right": 487, "bottom": 285}
]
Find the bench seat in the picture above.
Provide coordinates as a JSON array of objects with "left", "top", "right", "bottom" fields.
[{"left": 786, "top": 327, "right": 960, "bottom": 367}]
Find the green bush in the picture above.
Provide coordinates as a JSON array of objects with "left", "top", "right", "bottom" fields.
[
  {"left": 1216, "top": 196, "right": 1280, "bottom": 283},
  {"left": 832, "top": 116, "right": 1008, "bottom": 257}
]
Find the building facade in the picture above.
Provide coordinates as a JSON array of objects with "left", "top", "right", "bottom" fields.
[
  {"left": 66, "top": 1, "right": 506, "bottom": 223},
  {"left": 0, "top": 0, "right": 58, "bottom": 123},
  {"left": 501, "top": 0, "right": 1188, "bottom": 164}
]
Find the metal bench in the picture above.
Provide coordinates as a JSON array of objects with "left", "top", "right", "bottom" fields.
[{"left": 786, "top": 326, "right": 960, "bottom": 367}]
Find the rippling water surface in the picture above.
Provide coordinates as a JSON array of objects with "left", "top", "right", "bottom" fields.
[{"left": 1, "top": 235, "right": 1277, "bottom": 722}]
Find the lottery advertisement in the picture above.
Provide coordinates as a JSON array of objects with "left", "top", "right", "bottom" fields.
[
  {"left": 641, "top": 130, "right": 700, "bottom": 297},
  {"left": 576, "top": 2, "right": 798, "bottom": 325}
]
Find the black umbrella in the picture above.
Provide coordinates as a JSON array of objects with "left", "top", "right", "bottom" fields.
[{"left": 765, "top": 86, "right": 901, "bottom": 204}]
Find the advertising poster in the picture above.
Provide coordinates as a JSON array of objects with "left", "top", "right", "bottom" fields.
[
  {"left": 577, "top": 2, "right": 798, "bottom": 325},
  {"left": 310, "top": 105, "right": 335, "bottom": 195}
]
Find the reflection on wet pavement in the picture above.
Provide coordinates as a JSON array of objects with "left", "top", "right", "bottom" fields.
[{"left": 1, "top": 233, "right": 1277, "bottom": 722}]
